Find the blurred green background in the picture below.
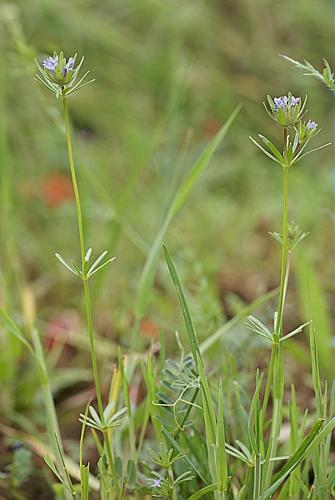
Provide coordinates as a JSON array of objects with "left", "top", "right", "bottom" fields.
[{"left": 0, "top": 0, "right": 334, "bottom": 491}]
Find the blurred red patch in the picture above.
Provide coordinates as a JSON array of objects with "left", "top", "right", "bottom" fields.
[
  {"left": 140, "top": 318, "right": 159, "bottom": 339},
  {"left": 43, "top": 172, "right": 73, "bottom": 207},
  {"left": 201, "top": 118, "right": 221, "bottom": 138}
]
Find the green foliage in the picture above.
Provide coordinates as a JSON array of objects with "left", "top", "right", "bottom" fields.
[
  {"left": 0, "top": 1, "right": 334, "bottom": 498},
  {"left": 282, "top": 55, "right": 335, "bottom": 92}
]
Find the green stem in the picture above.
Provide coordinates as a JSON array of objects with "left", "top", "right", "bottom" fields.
[
  {"left": 261, "top": 347, "right": 275, "bottom": 419},
  {"left": 169, "top": 466, "right": 177, "bottom": 500},
  {"left": 263, "top": 129, "right": 290, "bottom": 487},
  {"left": 253, "top": 453, "right": 262, "bottom": 500},
  {"left": 173, "top": 387, "right": 199, "bottom": 441},
  {"left": 62, "top": 95, "right": 86, "bottom": 268},
  {"left": 275, "top": 164, "right": 289, "bottom": 338},
  {"left": 62, "top": 95, "right": 104, "bottom": 420},
  {"left": 103, "top": 431, "right": 119, "bottom": 497},
  {"left": 262, "top": 254, "right": 290, "bottom": 418},
  {"left": 83, "top": 279, "right": 104, "bottom": 418}
]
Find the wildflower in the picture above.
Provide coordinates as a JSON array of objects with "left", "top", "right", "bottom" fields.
[
  {"left": 265, "top": 93, "right": 306, "bottom": 127},
  {"left": 151, "top": 478, "right": 162, "bottom": 488},
  {"left": 307, "top": 119, "right": 317, "bottom": 130},
  {"left": 35, "top": 51, "right": 94, "bottom": 98},
  {"left": 273, "top": 97, "right": 285, "bottom": 110},
  {"left": 291, "top": 96, "right": 300, "bottom": 106},
  {"left": 43, "top": 55, "right": 58, "bottom": 71},
  {"left": 250, "top": 103, "right": 329, "bottom": 169},
  {"left": 296, "top": 119, "right": 320, "bottom": 143}
]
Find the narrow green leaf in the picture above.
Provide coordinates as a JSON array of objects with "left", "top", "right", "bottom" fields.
[
  {"left": 249, "top": 136, "right": 282, "bottom": 164},
  {"left": 280, "top": 321, "right": 310, "bottom": 343},
  {"left": 245, "top": 315, "right": 273, "bottom": 342},
  {"left": 216, "top": 380, "right": 228, "bottom": 493},
  {"left": 188, "top": 483, "right": 217, "bottom": 500},
  {"left": 163, "top": 244, "right": 201, "bottom": 363},
  {"left": 258, "top": 135, "right": 284, "bottom": 163}
]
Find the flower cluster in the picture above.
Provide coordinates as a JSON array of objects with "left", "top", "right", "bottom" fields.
[
  {"left": 35, "top": 51, "right": 94, "bottom": 98},
  {"left": 296, "top": 119, "right": 320, "bottom": 143},
  {"left": 274, "top": 95, "right": 300, "bottom": 110},
  {"left": 43, "top": 53, "right": 76, "bottom": 83},
  {"left": 250, "top": 91, "right": 330, "bottom": 169},
  {"left": 265, "top": 93, "right": 306, "bottom": 127}
]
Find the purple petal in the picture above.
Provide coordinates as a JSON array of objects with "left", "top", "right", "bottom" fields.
[
  {"left": 43, "top": 55, "right": 58, "bottom": 71},
  {"left": 66, "top": 57, "right": 76, "bottom": 71}
]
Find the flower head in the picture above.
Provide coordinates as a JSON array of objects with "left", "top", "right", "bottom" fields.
[
  {"left": 43, "top": 55, "right": 59, "bottom": 71},
  {"left": 35, "top": 51, "right": 94, "bottom": 98},
  {"left": 296, "top": 119, "right": 320, "bottom": 143},
  {"left": 307, "top": 119, "right": 317, "bottom": 130},
  {"left": 151, "top": 478, "right": 162, "bottom": 488},
  {"left": 273, "top": 97, "right": 285, "bottom": 110},
  {"left": 265, "top": 93, "right": 306, "bottom": 127}
]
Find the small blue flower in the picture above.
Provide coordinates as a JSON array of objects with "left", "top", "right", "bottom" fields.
[
  {"left": 274, "top": 97, "right": 284, "bottom": 110},
  {"left": 307, "top": 120, "right": 317, "bottom": 130},
  {"left": 290, "top": 96, "right": 300, "bottom": 106},
  {"left": 62, "top": 56, "right": 77, "bottom": 78},
  {"left": 151, "top": 478, "right": 162, "bottom": 488},
  {"left": 43, "top": 55, "right": 59, "bottom": 71}
]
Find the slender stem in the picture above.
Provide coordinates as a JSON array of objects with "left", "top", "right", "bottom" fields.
[
  {"left": 104, "top": 431, "right": 119, "bottom": 497},
  {"left": 275, "top": 165, "right": 289, "bottom": 337},
  {"left": 173, "top": 387, "right": 199, "bottom": 441},
  {"left": 62, "top": 95, "right": 86, "bottom": 268},
  {"left": 263, "top": 129, "right": 290, "bottom": 487},
  {"left": 168, "top": 465, "right": 177, "bottom": 500},
  {"left": 253, "top": 453, "right": 262, "bottom": 500},
  {"left": 261, "top": 347, "right": 275, "bottom": 418},
  {"left": 264, "top": 397, "right": 282, "bottom": 487},
  {"left": 83, "top": 279, "right": 104, "bottom": 418},
  {"left": 261, "top": 254, "right": 290, "bottom": 417},
  {"left": 62, "top": 95, "right": 104, "bottom": 420}
]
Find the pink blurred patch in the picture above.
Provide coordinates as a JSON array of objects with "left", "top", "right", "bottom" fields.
[{"left": 45, "top": 309, "right": 80, "bottom": 351}]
